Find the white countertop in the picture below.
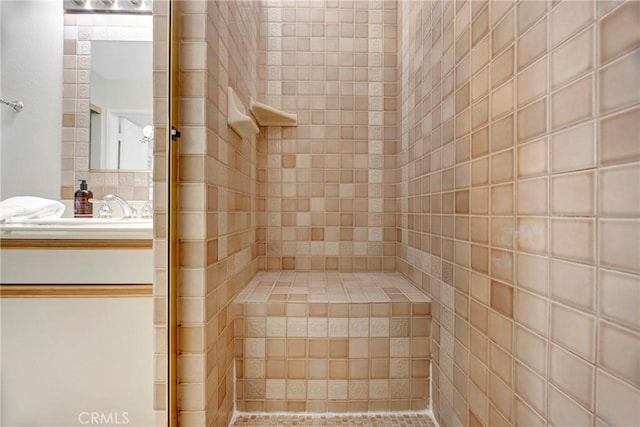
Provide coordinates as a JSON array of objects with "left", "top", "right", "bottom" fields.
[{"left": 0, "top": 218, "right": 153, "bottom": 240}]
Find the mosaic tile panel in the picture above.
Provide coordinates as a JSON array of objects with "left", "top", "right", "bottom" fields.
[{"left": 231, "top": 413, "right": 439, "bottom": 427}]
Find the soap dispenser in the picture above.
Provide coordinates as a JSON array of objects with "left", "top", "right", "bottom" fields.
[{"left": 74, "top": 179, "right": 93, "bottom": 218}]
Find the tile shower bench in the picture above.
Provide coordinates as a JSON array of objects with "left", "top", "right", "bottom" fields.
[{"left": 234, "top": 271, "right": 431, "bottom": 413}]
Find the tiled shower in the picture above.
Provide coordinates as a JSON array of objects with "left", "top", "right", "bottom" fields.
[{"left": 153, "top": 1, "right": 640, "bottom": 426}]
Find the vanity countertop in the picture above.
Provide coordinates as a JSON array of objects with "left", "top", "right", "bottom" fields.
[{"left": 0, "top": 218, "right": 153, "bottom": 241}]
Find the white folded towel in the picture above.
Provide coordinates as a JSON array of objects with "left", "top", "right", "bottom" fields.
[{"left": 0, "top": 196, "right": 66, "bottom": 223}]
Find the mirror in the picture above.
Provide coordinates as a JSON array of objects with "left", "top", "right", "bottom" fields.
[
  {"left": 61, "top": 13, "right": 153, "bottom": 200},
  {"left": 89, "top": 40, "right": 153, "bottom": 170}
]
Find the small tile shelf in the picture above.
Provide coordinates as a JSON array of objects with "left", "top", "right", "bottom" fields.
[
  {"left": 228, "top": 87, "right": 259, "bottom": 138},
  {"left": 250, "top": 98, "right": 297, "bottom": 127}
]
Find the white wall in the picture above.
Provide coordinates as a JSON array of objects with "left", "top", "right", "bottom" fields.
[
  {"left": 0, "top": 0, "right": 63, "bottom": 200},
  {"left": 95, "top": 79, "right": 153, "bottom": 113},
  {"left": 0, "top": 297, "right": 154, "bottom": 427},
  {"left": 0, "top": 2, "right": 3, "bottom": 168}
]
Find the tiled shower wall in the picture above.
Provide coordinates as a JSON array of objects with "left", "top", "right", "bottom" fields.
[
  {"left": 175, "top": 1, "right": 260, "bottom": 426},
  {"left": 256, "top": 0, "right": 399, "bottom": 271},
  {"left": 397, "top": 1, "right": 640, "bottom": 426}
]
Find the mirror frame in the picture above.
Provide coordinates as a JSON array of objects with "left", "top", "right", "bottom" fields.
[{"left": 61, "top": 13, "right": 153, "bottom": 201}]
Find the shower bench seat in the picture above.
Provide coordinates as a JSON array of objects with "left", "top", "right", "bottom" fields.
[{"left": 234, "top": 271, "right": 431, "bottom": 413}]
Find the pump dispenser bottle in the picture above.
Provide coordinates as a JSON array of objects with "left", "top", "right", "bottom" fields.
[{"left": 74, "top": 179, "right": 93, "bottom": 218}]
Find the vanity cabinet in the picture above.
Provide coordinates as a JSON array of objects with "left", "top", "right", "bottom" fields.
[{"left": 0, "top": 235, "right": 154, "bottom": 426}]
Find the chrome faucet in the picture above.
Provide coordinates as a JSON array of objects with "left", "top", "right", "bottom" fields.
[
  {"left": 139, "top": 201, "right": 153, "bottom": 219},
  {"left": 104, "top": 194, "right": 137, "bottom": 219}
]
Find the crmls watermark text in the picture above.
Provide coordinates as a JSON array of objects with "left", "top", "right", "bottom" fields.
[{"left": 78, "top": 412, "right": 129, "bottom": 425}]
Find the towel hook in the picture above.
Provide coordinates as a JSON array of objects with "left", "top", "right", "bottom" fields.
[{"left": 0, "top": 97, "right": 23, "bottom": 113}]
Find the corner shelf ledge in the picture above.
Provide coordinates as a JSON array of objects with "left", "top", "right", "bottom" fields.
[
  {"left": 250, "top": 98, "right": 297, "bottom": 127},
  {"left": 227, "top": 87, "right": 259, "bottom": 138}
]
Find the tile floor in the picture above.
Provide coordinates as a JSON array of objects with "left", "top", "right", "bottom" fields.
[{"left": 230, "top": 413, "right": 438, "bottom": 427}]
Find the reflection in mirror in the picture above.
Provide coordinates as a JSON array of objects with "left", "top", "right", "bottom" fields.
[{"left": 89, "top": 41, "right": 153, "bottom": 171}]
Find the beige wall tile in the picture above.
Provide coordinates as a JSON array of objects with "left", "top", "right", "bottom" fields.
[
  {"left": 517, "top": 0, "right": 547, "bottom": 36},
  {"left": 550, "top": 303, "right": 595, "bottom": 361},
  {"left": 491, "top": 80, "right": 514, "bottom": 120},
  {"left": 599, "top": 51, "right": 640, "bottom": 114},
  {"left": 491, "top": 149, "right": 514, "bottom": 184},
  {"left": 472, "top": 127, "right": 490, "bottom": 159},
  {"left": 599, "top": 219, "right": 640, "bottom": 274},
  {"left": 490, "top": 343, "right": 513, "bottom": 385},
  {"left": 598, "top": 268, "right": 640, "bottom": 331},
  {"left": 472, "top": 69, "right": 490, "bottom": 104},
  {"left": 547, "top": 384, "right": 594, "bottom": 427},
  {"left": 551, "top": 27, "right": 594, "bottom": 89},
  {"left": 468, "top": 187, "right": 490, "bottom": 217},
  {"left": 551, "top": 122, "right": 596, "bottom": 173},
  {"left": 551, "top": 74, "right": 594, "bottom": 130},
  {"left": 515, "top": 326, "right": 547, "bottom": 376},
  {"left": 550, "top": 218, "right": 595, "bottom": 264},
  {"left": 595, "top": 369, "right": 640, "bottom": 426},
  {"left": 491, "top": 10, "right": 514, "bottom": 57},
  {"left": 550, "top": 259, "right": 595, "bottom": 313},
  {"left": 517, "top": 58, "right": 547, "bottom": 107},
  {"left": 517, "top": 98, "right": 547, "bottom": 142},
  {"left": 517, "top": 17, "right": 547, "bottom": 70},
  {"left": 472, "top": 6, "right": 490, "bottom": 47},
  {"left": 492, "top": 46, "right": 515, "bottom": 89},
  {"left": 599, "top": 1, "right": 640, "bottom": 65},
  {"left": 550, "top": 1, "right": 594, "bottom": 48},
  {"left": 515, "top": 290, "right": 548, "bottom": 336},
  {"left": 598, "top": 320, "right": 640, "bottom": 388},
  {"left": 517, "top": 138, "right": 548, "bottom": 178},
  {"left": 599, "top": 164, "right": 640, "bottom": 217},
  {"left": 491, "top": 217, "right": 514, "bottom": 249},
  {"left": 517, "top": 217, "right": 548, "bottom": 255},
  {"left": 515, "top": 397, "right": 545, "bottom": 427},
  {"left": 491, "top": 184, "right": 514, "bottom": 215},
  {"left": 549, "top": 343, "right": 594, "bottom": 409},
  {"left": 516, "top": 253, "right": 548, "bottom": 295},
  {"left": 490, "top": 1, "right": 514, "bottom": 27},
  {"left": 470, "top": 217, "right": 489, "bottom": 245},
  {"left": 515, "top": 362, "right": 546, "bottom": 416},
  {"left": 490, "top": 280, "right": 513, "bottom": 319},
  {"left": 599, "top": 107, "right": 640, "bottom": 166},
  {"left": 472, "top": 37, "right": 491, "bottom": 75},
  {"left": 491, "top": 249, "right": 514, "bottom": 284},
  {"left": 492, "top": 114, "right": 515, "bottom": 152},
  {"left": 517, "top": 177, "right": 548, "bottom": 216},
  {"left": 488, "top": 372, "right": 513, "bottom": 421},
  {"left": 551, "top": 170, "right": 595, "bottom": 216}
]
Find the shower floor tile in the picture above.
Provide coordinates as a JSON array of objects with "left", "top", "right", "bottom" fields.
[
  {"left": 235, "top": 271, "right": 430, "bottom": 303},
  {"left": 230, "top": 413, "right": 438, "bottom": 427}
]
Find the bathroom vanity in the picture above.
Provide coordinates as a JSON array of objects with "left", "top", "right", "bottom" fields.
[{"left": 0, "top": 220, "right": 155, "bottom": 427}]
